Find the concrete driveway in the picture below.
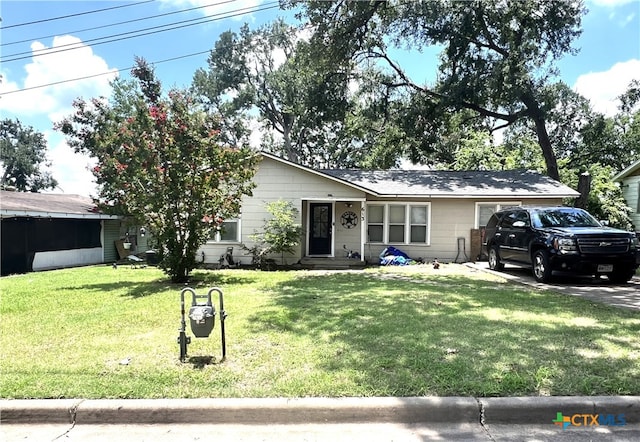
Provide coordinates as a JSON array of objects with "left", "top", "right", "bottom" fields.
[{"left": 468, "top": 262, "right": 640, "bottom": 311}]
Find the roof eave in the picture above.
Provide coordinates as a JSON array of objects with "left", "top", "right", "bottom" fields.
[
  {"left": 1, "top": 210, "right": 121, "bottom": 220},
  {"left": 369, "top": 193, "right": 579, "bottom": 199},
  {"left": 613, "top": 159, "right": 640, "bottom": 182}
]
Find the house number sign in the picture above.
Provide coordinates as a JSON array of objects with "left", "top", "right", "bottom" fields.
[{"left": 340, "top": 211, "right": 358, "bottom": 229}]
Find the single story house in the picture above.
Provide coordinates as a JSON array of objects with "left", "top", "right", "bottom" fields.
[
  {"left": 613, "top": 159, "right": 640, "bottom": 230},
  {"left": 0, "top": 191, "right": 146, "bottom": 275},
  {"left": 199, "top": 152, "right": 580, "bottom": 267}
]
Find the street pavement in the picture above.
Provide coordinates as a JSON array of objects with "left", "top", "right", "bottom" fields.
[{"left": 2, "top": 396, "right": 640, "bottom": 441}]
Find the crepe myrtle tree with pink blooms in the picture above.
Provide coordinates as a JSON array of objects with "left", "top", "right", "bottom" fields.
[{"left": 56, "top": 57, "right": 258, "bottom": 283}]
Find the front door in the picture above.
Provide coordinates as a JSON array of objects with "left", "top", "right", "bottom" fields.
[{"left": 309, "top": 203, "right": 332, "bottom": 255}]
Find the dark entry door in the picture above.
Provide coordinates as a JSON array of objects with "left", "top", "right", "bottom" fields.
[{"left": 309, "top": 203, "right": 332, "bottom": 255}]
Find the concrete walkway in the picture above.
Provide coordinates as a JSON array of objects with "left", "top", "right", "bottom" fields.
[
  {"left": 466, "top": 262, "right": 640, "bottom": 311},
  {"left": 2, "top": 396, "right": 639, "bottom": 441}
]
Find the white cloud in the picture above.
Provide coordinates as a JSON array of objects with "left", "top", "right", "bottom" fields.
[
  {"left": 46, "top": 135, "right": 97, "bottom": 197},
  {"left": 573, "top": 59, "right": 640, "bottom": 116},
  {"left": 0, "top": 35, "right": 117, "bottom": 196},
  {"left": 589, "top": 0, "right": 637, "bottom": 6},
  {"left": 620, "top": 12, "right": 636, "bottom": 26},
  {"left": 0, "top": 35, "right": 117, "bottom": 119}
]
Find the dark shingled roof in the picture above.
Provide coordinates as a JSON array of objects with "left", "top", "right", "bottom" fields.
[
  {"left": 0, "top": 191, "right": 117, "bottom": 219},
  {"left": 320, "top": 169, "right": 579, "bottom": 198}
]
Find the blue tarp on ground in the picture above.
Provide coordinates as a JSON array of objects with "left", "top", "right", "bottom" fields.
[{"left": 379, "top": 246, "right": 413, "bottom": 266}]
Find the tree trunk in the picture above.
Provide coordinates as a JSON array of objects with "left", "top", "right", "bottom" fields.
[
  {"left": 282, "top": 113, "right": 298, "bottom": 163},
  {"left": 575, "top": 171, "right": 591, "bottom": 209},
  {"left": 531, "top": 114, "right": 560, "bottom": 181},
  {"left": 520, "top": 93, "right": 560, "bottom": 181}
]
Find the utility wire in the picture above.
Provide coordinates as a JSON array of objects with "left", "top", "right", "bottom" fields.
[
  {"left": 1, "top": 0, "right": 156, "bottom": 29},
  {"left": 2, "top": 0, "right": 237, "bottom": 47},
  {"left": 0, "top": 1, "right": 295, "bottom": 96},
  {"left": 0, "top": 50, "right": 212, "bottom": 96},
  {"left": 1, "top": 1, "right": 280, "bottom": 63}
]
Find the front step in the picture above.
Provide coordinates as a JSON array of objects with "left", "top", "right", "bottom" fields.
[{"left": 299, "top": 257, "right": 367, "bottom": 270}]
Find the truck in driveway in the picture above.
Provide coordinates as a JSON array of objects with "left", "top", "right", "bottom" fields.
[{"left": 483, "top": 206, "right": 639, "bottom": 283}]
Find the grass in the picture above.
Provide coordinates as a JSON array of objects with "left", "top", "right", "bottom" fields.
[{"left": 1, "top": 263, "right": 639, "bottom": 399}]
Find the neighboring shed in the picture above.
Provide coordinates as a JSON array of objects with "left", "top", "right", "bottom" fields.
[
  {"left": 0, "top": 191, "right": 121, "bottom": 275},
  {"left": 613, "top": 159, "right": 640, "bottom": 230}
]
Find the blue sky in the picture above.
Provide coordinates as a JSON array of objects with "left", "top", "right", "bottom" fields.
[{"left": 1, "top": 0, "right": 639, "bottom": 196}]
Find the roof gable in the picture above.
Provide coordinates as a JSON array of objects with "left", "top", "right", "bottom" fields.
[{"left": 613, "top": 159, "right": 640, "bottom": 182}]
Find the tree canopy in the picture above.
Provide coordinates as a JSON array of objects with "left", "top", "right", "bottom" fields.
[
  {"left": 192, "top": 19, "right": 368, "bottom": 168},
  {"left": 0, "top": 119, "right": 58, "bottom": 192},
  {"left": 286, "top": 0, "right": 586, "bottom": 180},
  {"left": 56, "top": 58, "right": 258, "bottom": 282}
]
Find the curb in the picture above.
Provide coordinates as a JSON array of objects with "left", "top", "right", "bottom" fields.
[
  {"left": 1, "top": 397, "right": 479, "bottom": 425},
  {"left": 2, "top": 397, "right": 639, "bottom": 426},
  {"left": 481, "top": 396, "right": 640, "bottom": 425}
]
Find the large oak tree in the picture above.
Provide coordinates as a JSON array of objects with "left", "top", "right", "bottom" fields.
[
  {"left": 0, "top": 119, "right": 58, "bottom": 192},
  {"left": 192, "top": 19, "right": 360, "bottom": 168},
  {"left": 288, "top": 0, "right": 585, "bottom": 180}
]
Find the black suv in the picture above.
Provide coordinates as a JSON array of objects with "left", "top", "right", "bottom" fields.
[{"left": 483, "top": 206, "right": 639, "bottom": 283}]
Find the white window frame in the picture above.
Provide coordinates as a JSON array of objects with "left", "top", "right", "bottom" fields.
[
  {"left": 409, "top": 205, "right": 430, "bottom": 244},
  {"left": 474, "top": 202, "right": 521, "bottom": 229},
  {"left": 209, "top": 218, "right": 241, "bottom": 243},
  {"left": 388, "top": 204, "right": 406, "bottom": 243},
  {"left": 366, "top": 202, "right": 431, "bottom": 245},
  {"left": 366, "top": 204, "right": 385, "bottom": 243}
]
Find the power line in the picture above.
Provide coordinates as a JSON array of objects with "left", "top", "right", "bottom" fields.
[
  {"left": 1, "top": 0, "right": 237, "bottom": 47},
  {"left": 0, "top": 1, "right": 294, "bottom": 96},
  {"left": 1, "top": 1, "right": 280, "bottom": 63},
  {"left": 0, "top": 50, "right": 212, "bottom": 96},
  {"left": 1, "top": 0, "right": 156, "bottom": 29}
]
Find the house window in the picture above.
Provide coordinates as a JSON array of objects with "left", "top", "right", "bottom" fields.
[
  {"left": 475, "top": 202, "right": 521, "bottom": 228},
  {"left": 367, "top": 205, "right": 384, "bottom": 243},
  {"left": 367, "top": 203, "right": 430, "bottom": 244},
  {"left": 410, "top": 206, "right": 429, "bottom": 243},
  {"left": 211, "top": 219, "right": 240, "bottom": 242},
  {"left": 388, "top": 205, "right": 406, "bottom": 243},
  {"left": 636, "top": 182, "right": 640, "bottom": 214}
]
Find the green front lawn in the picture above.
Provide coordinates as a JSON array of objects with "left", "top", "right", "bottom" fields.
[{"left": 1, "top": 264, "right": 638, "bottom": 399}]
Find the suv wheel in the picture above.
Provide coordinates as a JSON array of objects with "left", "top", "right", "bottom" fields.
[
  {"left": 488, "top": 246, "right": 504, "bottom": 271},
  {"left": 532, "top": 250, "right": 552, "bottom": 283}
]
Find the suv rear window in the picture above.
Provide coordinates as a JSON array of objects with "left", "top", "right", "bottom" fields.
[{"left": 500, "top": 211, "right": 529, "bottom": 228}]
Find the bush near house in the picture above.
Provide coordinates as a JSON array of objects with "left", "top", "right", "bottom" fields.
[{"left": 244, "top": 200, "right": 303, "bottom": 268}]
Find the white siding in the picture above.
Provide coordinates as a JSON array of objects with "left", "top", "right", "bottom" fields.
[
  {"left": 621, "top": 175, "right": 640, "bottom": 230},
  {"left": 335, "top": 202, "right": 363, "bottom": 257},
  {"left": 33, "top": 248, "right": 103, "bottom": 271},
  {"left": 198, "top": 157, "right": 365, "bottom": 265}
]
